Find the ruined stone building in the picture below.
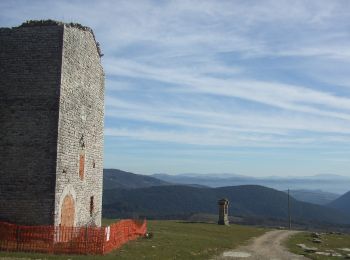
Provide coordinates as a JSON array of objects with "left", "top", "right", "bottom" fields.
[{"left": 0, "top": 21, "right": 105, "bottom": 227}]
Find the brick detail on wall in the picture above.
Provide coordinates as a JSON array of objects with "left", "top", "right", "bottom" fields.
[{"left": 79, "top": 154, "right": 85, "bottom": 180}]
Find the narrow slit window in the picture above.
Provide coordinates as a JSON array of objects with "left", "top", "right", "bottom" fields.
[
  {"left": 90, "top": 196, "right": 94, "bottom": 217},
  {"left": 79, "top": 153, "right": 85, "bottom": 180},
  {"left": 79, "top": 135, "right": 85, "bottom": 180}
]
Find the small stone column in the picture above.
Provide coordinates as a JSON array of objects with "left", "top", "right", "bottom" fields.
[{"left": 218, "top": 198, "right": 229, "bottom": 225}]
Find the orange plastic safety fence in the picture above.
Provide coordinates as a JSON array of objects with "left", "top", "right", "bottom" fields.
[
  {"left": 0, "top": 219, "right": 147, "bottom": 255},
  {"left": 103, "top": 219, "right": 147, "bottom": 254}
]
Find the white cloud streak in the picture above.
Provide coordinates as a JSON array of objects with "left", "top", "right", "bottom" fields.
[
  {"left": 2, "top": 0, "right": 350, "bottom": 149},
  {"left": 104, "top": 58, "right": 350, "bottom": 119}
]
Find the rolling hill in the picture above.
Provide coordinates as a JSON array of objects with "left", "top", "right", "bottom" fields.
[
  {"left": 328, "top": 191, "right": 350, "bottom": 215},
  {"left": 287, "top": 189, "right": 340, "bottom": 205},
  {"left": 103, "top": 184, "right": 350, "bottom": 225},
  {"left": 152, "top": 173, "right": 350, "bottom": 194},
  {"left": 103, "top": 169, "right": 170, "bottom": 190}
]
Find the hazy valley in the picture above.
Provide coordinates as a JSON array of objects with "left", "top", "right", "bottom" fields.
[{"left": 103, "top": 169, "right": 350, "bottom": 230}]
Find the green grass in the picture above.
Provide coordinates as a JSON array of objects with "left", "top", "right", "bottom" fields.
[
  {"left": 287, "top": 231, "right": 350, "bottom": 259},
  {"left": 0, "top": 220, "right": 267, "bottom": 260}
]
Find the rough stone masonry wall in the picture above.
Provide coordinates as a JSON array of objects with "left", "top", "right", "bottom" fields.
[
  {"left": 0, "top": 25, "right": 63, "bottom": 225},
  {"left": 54, "top": 25, "right": 104, "bottom": 227}
]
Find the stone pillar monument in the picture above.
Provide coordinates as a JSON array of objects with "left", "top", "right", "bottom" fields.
[{"left": 218, "top": 198, "right": 229, "bottom": 225}]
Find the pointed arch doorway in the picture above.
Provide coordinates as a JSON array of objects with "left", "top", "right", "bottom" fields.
[{"left": 60, "top": 194, "right": 75, "bottom": 227}]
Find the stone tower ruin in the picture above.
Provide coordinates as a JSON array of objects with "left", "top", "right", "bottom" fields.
[
  {"left": 0, "top": 21, "right": 104, "bottom": 227},
  {"left": 218, "top": 198, "right": 229, "bottom": 225}
]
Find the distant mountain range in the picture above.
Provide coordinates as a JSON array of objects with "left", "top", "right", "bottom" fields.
[
  {"left": 152, "top": 173, "right": 349, "bottom": 194},
  {"left": 102, "top": 169, "right": 350, "bottom": 226},
  {"left": 287, "top": 189, "right": 340, "bottom": 205},
  {"left": 103, "top": 184, "right": 350, "bottom": 225},
  {"left": 104, "top": 169, "right": 170, "bottom": 190},
  {"left": 328, "top": 191, "right": 350, "bottom": 215}
]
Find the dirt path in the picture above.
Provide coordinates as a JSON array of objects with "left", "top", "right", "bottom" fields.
[{"left": 214, "top": 230, "right": 309, "bottom": 260}]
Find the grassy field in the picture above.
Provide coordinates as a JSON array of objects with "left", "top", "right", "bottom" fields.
[
  {"left": 287, "top": 231, "right": 350, "bottom": 259},
  {"left": 0, "top": 220, "right": 266, "bottom": 260}
]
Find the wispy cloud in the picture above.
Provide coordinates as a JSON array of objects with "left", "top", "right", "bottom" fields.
[
  {"left": 2, "top": 0, "right": 350, "bottom": 175},
  {"left": 105, "top": 58, "right": 350, "bottom": 118}
]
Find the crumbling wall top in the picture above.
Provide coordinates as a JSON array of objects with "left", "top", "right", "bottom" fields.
[{"left": 0, "top": 20, "right": 103, "bottom": 57}]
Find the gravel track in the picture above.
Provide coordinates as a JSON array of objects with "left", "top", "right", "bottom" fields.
[{"left": 214, "top": 230, "right": 309, "bottom": 260}]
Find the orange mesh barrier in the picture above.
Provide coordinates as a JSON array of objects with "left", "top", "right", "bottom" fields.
[
  {"left": 0, "top": 219, "right": 147, "bottom": 255},
  {"left": 103, "top": 219, "right": 147, "bottom": 254}
]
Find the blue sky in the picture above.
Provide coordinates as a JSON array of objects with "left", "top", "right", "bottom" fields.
[{"left": 2, "top": 0, "right": 350, "bottom": 176}]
